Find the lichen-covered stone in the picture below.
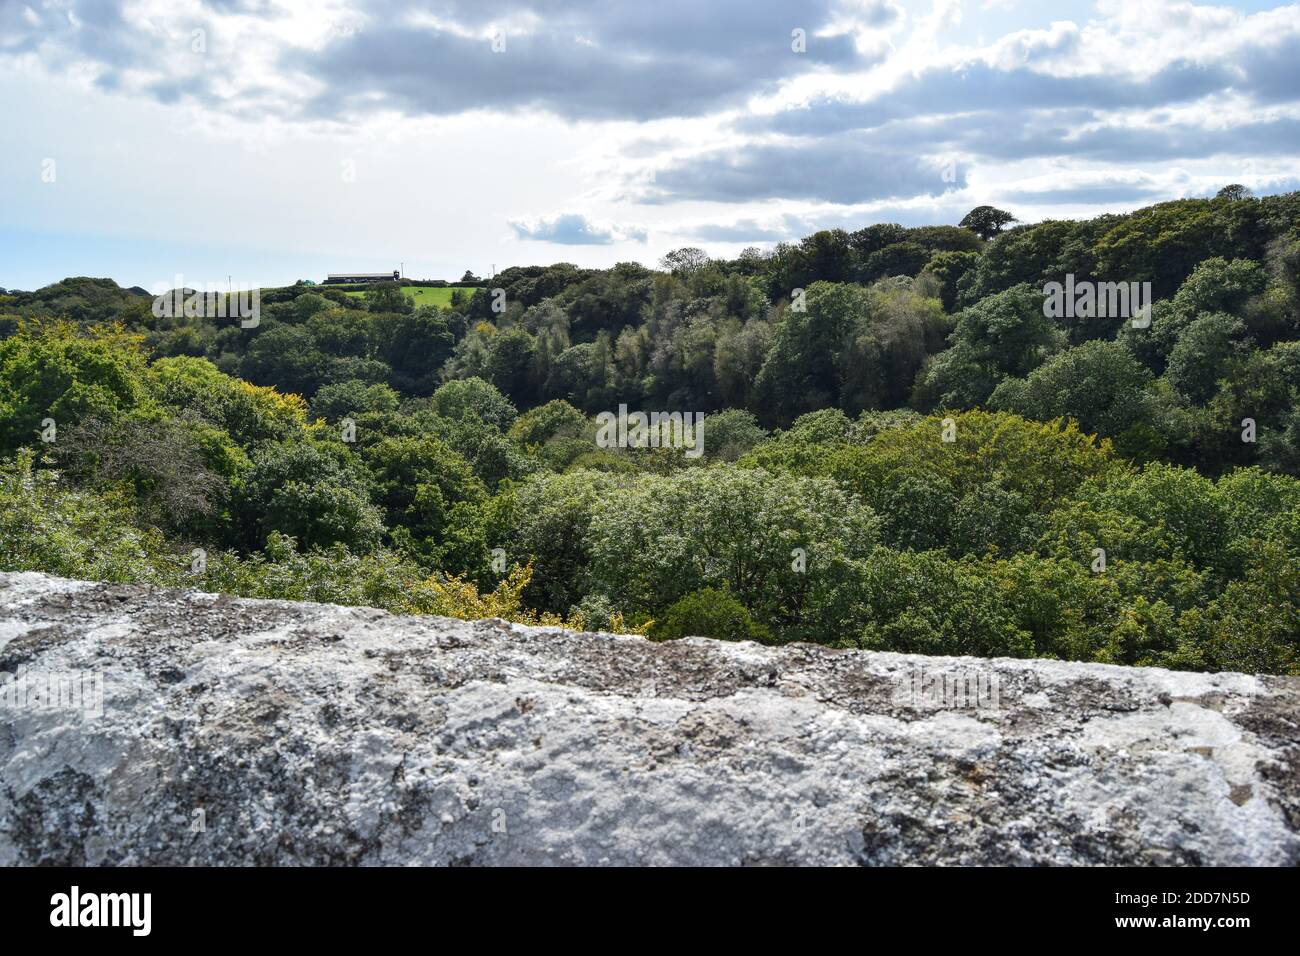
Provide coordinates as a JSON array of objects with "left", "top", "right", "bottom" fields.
[{"left": 1, "top": 571, "right": 1297, "bottom": 865}]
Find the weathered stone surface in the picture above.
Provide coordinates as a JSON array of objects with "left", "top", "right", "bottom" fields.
[{"left": 1, "top": 570, "right": 1297, "bottom": 866}]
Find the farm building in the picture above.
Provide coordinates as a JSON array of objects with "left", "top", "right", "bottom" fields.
[{"left": 323, "top": 270, "right": 400, "bottom": 284}]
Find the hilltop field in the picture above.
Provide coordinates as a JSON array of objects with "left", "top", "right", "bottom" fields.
[{"left": 340, "top": 286, "right": 478, "bottom": 309}]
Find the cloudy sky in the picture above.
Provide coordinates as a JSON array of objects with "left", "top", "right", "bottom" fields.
[{"left": 2, "top": 0, "right": 1298, "bottom": 290}]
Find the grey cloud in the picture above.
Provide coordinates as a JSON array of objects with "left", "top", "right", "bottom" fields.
[
  {"left": 1237, "top": 31, "right": 1300, "bottom": 103},
  {"left": 722, "top": 29, "right": 1300, "bottom": 183},
  {"left": 510, "top": 213, "right": 647, "bottom": 244},
  {"left": 9, "top": 0, "right": 1297, "bottom": 220},
  {"left": 977, "top": 115, "right": 1300, "bottom": 164},
  {"left": 646, "top": 97, "right": 1300, "bottom": 206},
  {"left": 647, "top": 136, "right": 966, "bottom": 204},
  {"left": 200, "top": 0, "right": 279, "bottom": 11},
  {"left": 2, "top": 0, "right": 224, "bottom": 106},
  {"left": 1189, "top": 177, "right": 1300, "bottom": 199},
  {"left": 780, "top": 204, "right": 975, "bottom": 232},
  {"left": 3, "top": 0, "right": 894, "bottom": 120},
  {"left": 990, "top": 23, "right": 1083, "bottom": 65},
  {"left": 291, "top": 0, "right": 882, "bottom": 121},
  {"left": 684, "top": 203, "right": 980, "bottom": 244},
  {"left": 687, "top": 220, "right": 792, "bottom": 242},
  {"left": 1254, "top": 177, "right": 1300, "bottom": 196},
  {"left": 997, "top": 182, "right": 1172, "bottom": 205},
  {"left": 746, "top": 58, "right": 1242, "bottom": 139},
  {"left": 369, "top": 0, "right": 899, "bottom": 58},
  {"left": 863, "top": 107, "right": 1300, "bottom": 166},
  {"left": 713, "top": 101, "right": 1300, "bottom": 194},
  {"left": 1, "top": 0, "right": 137, "bottom": 66}
]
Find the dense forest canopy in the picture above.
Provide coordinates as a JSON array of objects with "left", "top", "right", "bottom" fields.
[{"left": 3, "top": 188, "right": 1299, "bottom": 674}]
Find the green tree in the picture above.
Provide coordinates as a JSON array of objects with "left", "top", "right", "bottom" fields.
[
  {"left": 371, "top": 308, "right": 456, "bottom": 394},
  {"left": 509, "top": 399, "right": 587, "bottom": 448},
  {"left": 649, "top": 588, "right": 772, "bottom": 643},
  {"left": 860, "top": 242, "right": 930, "bottom": 282},
  {"left": 959, "top": 206, "right": 1018, "bottom": 241},
  {"left": 363, "top": 435, "right": 486, "bottom": 563},
  {"left": 311, "top": 379, "right": 400, "bottom": 422},
  {"left": 1164, "top": 313, "right": 1245, "bottom": 404},
  {"left": 989, "top": 340, "right": 1153, "bottom": 438},
  {"left": 430, "top": 377, "right": 517, "bottom": 431},
  {"left": 491, "top": 469, "right": 622, "bottom": 613},
  {"left": 149, "top": 355, "right": 308, "bottom": 450},
  {"left": 485, "top": 326, "right": 538, "bottom": 406},
  {"left": 0, "top": 323, "right": 150, "bottom": 452},
  {"left": 364, "top": 283, "right": 414, "bottom": 315},
  {"left": 234, "top": 440, "right": 385, "bottom": 553},
  {"left": 919, "top": 250, "right": 981, "bottom": 313},
  {"left": 701, "top": 408, "right": 767, "bottom": 461},
  {"left": 239, "top": 324, "right": 327, "bottom": 397},
  {"left": 586, "top": 465, "right": 879, "bottom": 640},
  {"left": 753, "top": 282, "right": 858, "bottom": 423},
  {"left": 921, "top": 284, "right": 1059, "bottom": 408}
]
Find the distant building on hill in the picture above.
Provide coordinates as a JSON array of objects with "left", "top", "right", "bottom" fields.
[{"left": 323, "top": 270, "right": 400, "bottom": 284}]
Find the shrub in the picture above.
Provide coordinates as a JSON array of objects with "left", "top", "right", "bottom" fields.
[{"left": 649, "top": 588, "right": 772, "bottom": 643}]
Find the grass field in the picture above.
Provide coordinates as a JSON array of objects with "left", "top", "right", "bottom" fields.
[{"left": 340, "top": 285, "right": 479, "bottom": 308}]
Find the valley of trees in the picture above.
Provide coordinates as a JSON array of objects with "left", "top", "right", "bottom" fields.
[{"left": 3, "top": 187, "right": 1299, "bottom": 674}]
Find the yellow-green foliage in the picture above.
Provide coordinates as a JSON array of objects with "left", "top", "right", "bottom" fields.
[
  {"left": 0, "top": 321, "right": 152, "bottom": 451},
  {"left": 824, "top": 410, "right": 1119, "bottom": 510},
  {"left": 406, "top": 560, "right": 647, "bottom": 635},
  {"left": 149, "top": 355, "right": 308, "bottom": 449}
]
